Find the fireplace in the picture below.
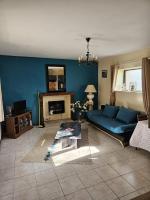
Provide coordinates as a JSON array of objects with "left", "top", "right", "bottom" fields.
[
  {"left": 48, "top": 100, "right": 65, "bottom": 114},
  {"left": 39, "top": 92, "right": 74, "bottom": 125}
]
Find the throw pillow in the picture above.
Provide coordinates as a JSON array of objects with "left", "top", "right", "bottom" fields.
[
  {"left": 116, "top": 107, "right": 138, "bottom": 124},
  {"left": 102, "top": 105, "right": 119, "bottom": 118}
]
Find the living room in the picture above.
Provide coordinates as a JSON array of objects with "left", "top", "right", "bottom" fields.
[{"left": 0, "top": 1, "right": 150, "bottom": 200}]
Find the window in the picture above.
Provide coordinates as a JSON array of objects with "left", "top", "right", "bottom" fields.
[
  {"left": 115, "top": 67, "right": 142, "bottom": 92},
  {"left": 124, "top": 68, "right": 142, "bottom": 91}
]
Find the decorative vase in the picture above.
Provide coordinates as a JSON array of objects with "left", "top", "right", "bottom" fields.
[
  {"left": 72, "top": 111, "right": 82, "bottom": 121},
  {"left": 77, "top": 112, "right": 82, "bottom": 122}
]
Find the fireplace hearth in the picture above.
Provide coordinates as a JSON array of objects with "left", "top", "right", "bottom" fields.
[{"left": 48, "top": 100, "right": 65, "bottom": 114}]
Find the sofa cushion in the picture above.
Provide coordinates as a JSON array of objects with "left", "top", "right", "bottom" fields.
[
  {"left": 102, "top": 105, "right": 119, "bottom": 118},
  {"left": 116, "top": 107, "right": 138, "bottom": 124},
  {"left": 88, "top": 115, "right": 136, "bottom": 134},
  {"left": 87, "top": 110, "right": 103, "bottom": 118}
]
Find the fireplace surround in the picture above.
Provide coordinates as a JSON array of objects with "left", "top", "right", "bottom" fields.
[{"left": 39, "top": 92, "right": 74, "bottom": 126}]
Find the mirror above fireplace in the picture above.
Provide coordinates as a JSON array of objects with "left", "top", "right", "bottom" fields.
[{"left": 46, "top": 64, "right": 66, "bottom": 92}]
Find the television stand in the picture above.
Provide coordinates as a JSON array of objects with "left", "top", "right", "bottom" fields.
[{"left": 5, "top": 111, "right": 33, "bottom": 138}]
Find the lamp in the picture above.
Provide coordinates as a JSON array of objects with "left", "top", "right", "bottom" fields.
[
  {"left": 85, "top": 84, "right": 97, "bottom": 110},
  {"left": 78, "top": 37, "right": 98, "bottom": 65}
]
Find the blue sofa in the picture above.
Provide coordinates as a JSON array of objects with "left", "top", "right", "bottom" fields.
[{"left": 87, "top": 105, "right": 139, "bottom": 146}]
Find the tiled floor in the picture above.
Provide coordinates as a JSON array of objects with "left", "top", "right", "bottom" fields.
[{"left": 0, "top": 121, "right": 150, "bottom": 200}]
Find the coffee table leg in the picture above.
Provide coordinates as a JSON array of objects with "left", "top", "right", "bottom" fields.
[
  {"left": 62, "top": 138, "right": 70, "bottom": 148},
  {"left": 73, "top": 139, "right": 78, "bottom": 149},
  {"left": 61, "top": 138, "right": 78, "bottom": 149}
]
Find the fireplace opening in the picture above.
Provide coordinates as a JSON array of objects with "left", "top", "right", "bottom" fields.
[{"left": 48, "top": 100, "right": 65, "bottom": 115}]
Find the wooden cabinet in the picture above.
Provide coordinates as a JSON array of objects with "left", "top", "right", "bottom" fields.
[{"left": 6, "top": 111, "right": 33, "bottom": 138}]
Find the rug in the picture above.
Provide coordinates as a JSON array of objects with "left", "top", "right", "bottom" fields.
[{"left": 22, "top": 125, "right": 92, "bottom": 166}]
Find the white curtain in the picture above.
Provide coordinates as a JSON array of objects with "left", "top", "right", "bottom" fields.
[{"left": 0, "top": 81, "right": 4, "bottom": 122}]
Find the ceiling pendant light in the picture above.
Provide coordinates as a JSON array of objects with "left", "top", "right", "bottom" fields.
[{"left": 78, "top": 37, "right": 98, "bottom": 65}]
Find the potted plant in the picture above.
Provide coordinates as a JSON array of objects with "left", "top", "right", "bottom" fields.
[{"left": 71, "top": 101, "right": 88, "bottom": 121}]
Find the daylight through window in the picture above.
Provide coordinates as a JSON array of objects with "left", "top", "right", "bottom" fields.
[
  {"left": 115, "top": 67, "right": 142, "bottom": 92},
  {"left": 124, "top": 68, "right": 142, "bottom": 91}
]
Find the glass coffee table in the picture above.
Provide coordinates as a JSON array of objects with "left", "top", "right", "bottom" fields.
[{"left": 44, "top": 121, "right": 81, "bottom": 161}]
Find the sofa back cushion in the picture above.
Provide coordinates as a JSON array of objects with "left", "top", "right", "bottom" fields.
[
  {"left": 116, "top": 107, "right": 138, "bottom": 124},
  {"left": 102, "top": 105, "right": 119, "bottom": 118}
]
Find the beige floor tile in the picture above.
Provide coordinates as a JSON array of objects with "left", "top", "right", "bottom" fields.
[
  {"left": 137, "top": 185, "right": 150, "bottom": 195},
  {"left": 95, "top": 165, "right": 120, "bottom": 181},
  {"left": 33, "top": 162, "right": 54, "bottom": 172},
  {"left": 14, "top": 187, "right": 39, "bottom": 200},
  {"left": 117, "top": 148, "right": 138, "bottom": 160},
  {"left": 54, "top": 197, "right": 66, "bottom": 200},
  {"left": 38, "top": 180, "right": 64, "bottom": 200},
  {"left": 95, "top": 145, "right": 115, "bottom": 154},
  {"left": 35, "top": 168, "right": 57, "bottom": 186},
  {"left": 59, "top": 175, "right": 84, "bottom": 195},
  {"left": 0, "top": 180, "right": 14, "bottom": 198},
  {"left": 90, "top": 155, "right": 108, "bottom": 167},
  {"left": 72, "top": 163, "right": 98, "bottom": 174},
  {"left": 15, "top": 154, "right": 31, "bottom": 167},
  {"left": 0, "top": 154, "right": 15, "bottom": 170},
  {"left": 78, "top": 169, "right": 103, "bottom": 187},
  {"left": 128, "top": 158, "right": 150, "bottom": 170},
  {"left": 100, "top": 151, "right": 125, "bottom": 164},
  {"left": 54, "top": 165, "right": 76, "bottom": 179},
  {"left": 110, "top": 161, "right": 134, "bottom": 175},
  {"left": 119, "top": 191, "right": 140, "bottom": 200},
  {"left": 106, "top": 177, "right": 135, "bottom": 197},
  {"left": 0, "top": 167, "right": 14, "bottom": 183},
  {"left": 0, "top": 124, "right": 150, "bottom": 200},
  {"left": 0, "top": 138, "right": 14, "bottom": 148},
  {"left": 122, "top": 172, "right": 150, "bottom": 189},
  {"left": 0, "top": 146, "right": 15, "bottom": 155},
  {"left": 87, "top": 182, "right": 117, "bottom": 200},
  {"left": 15, "top": 144, "right": 32, "bottom": 151},
  {"left": 0, "top": 194, "right": 14, "bottom": 200},
  {"left": 66, "top": 189, "right": 92, "bottom": 200},
  {"left": 14, "top": 174, "right": 37, "bottom": 192},
  {"left": 138, "top": 167, "right": 150, "bottom": 181},
  {"left": 15, "top": 163, "right": 35, "bottom": 177}
]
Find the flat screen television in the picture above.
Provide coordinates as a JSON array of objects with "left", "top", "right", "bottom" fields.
[{"left": 13, "top": 100, "right": 26, "bottom": 115}]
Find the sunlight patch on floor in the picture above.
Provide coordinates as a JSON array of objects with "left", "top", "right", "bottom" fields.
[{"left": 52, "top": 146, "right": 99, "bottom": 166}]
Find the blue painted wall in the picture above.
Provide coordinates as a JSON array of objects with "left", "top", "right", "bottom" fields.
[{"left": 0, "top": 55, "right": 98, "bottom": 124}]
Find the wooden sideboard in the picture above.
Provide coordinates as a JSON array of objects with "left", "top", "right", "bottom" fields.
[{"left": 5, "top": 111, "right": 33, "bottom": 138}]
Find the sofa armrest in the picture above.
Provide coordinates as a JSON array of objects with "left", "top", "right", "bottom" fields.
[
  {"left": 137, "top": 113, "right": 147, "bottom": 121},
  {"left": 101, "top": 105, "right": 105, "bottom": 111},
  {"left": 121, "top": 123, "right": 137, "bottom": 132}
]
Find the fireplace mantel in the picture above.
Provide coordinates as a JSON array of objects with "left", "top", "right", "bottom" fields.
[
  {"left": 39, "top": 92, "right": 74, "bottom": 126},
  {"left": 39, "top": 92, "right": 74, "bottom": 97}
]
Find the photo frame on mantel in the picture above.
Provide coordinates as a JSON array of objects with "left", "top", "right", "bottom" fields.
[{"left": 46, "top": 64, "right": 66, "bottom": 92}]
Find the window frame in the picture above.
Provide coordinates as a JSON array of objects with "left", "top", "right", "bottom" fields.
[{"left": 123, "top": 67, "right": 142, "bottom": 92}]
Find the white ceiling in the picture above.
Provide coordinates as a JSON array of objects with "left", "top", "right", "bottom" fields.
[{"left": 0, "top": 0, "right": 150, "bottom": 59}]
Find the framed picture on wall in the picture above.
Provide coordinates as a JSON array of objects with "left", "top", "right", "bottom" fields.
[
  {"left": 102, "top": 69, "right": 107, "bottom": 78},
  {"left": 46, "top": 64, "right": 66, "bottom": 92}
]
